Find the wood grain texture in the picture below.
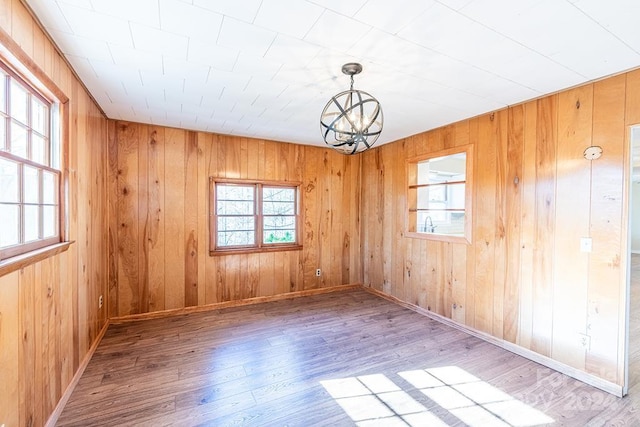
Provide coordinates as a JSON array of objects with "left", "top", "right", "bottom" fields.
[
  {"left": 531, "top": 95, "right": 557, "bottom": 357},
  {"left": 0, "top": 271, "right": 20, "bottom": 427},
  {"left": 517, "top": 100, "right": 538, "bottom": 350},
  {"left": 360, "top": 71, "right": 640, "bottom": 390},
  {"left": 0, "top": 1, "right": 109, "bottom": 425},
  {"left": 551, "top": 85, "right": 592, "bottom": 370},
  {"left": 109, "top": 123, "right": 363, "bottom": 317},
  {"left": 503, "top": 104, "right": 523, "bottom": 343},
  {"left": 2, "top": 2, "right": 638, "bottom": 422},
  {"left": 473, "top": 113, "right": 498, "bottom": 335},
  {"left": 586, "top": 75, "right": 626, "bottom": 384}
]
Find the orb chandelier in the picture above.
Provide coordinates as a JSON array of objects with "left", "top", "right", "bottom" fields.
[{"left": 320, "top": 63, "right": 383, "bottom": 155}]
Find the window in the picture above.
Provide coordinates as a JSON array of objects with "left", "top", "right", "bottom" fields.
[
  {"left": 210, "top": 179, "right": 301, "bottom": 254},
  {"left": 0, "top": 62, "right": 61, "bottom": 260},
  {"left": 407, "top": 145, "right": 473, "bottom": 243}
]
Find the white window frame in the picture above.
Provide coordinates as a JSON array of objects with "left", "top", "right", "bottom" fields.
[{"left": 0, "top": 47, "right": 65, "bottom": 262}]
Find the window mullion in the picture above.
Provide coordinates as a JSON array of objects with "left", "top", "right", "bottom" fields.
[
  {"left": 5, "top": 76, "right": 10, "bottom": 153},
  {"left": 1, "top": 74, "right": 6, "bottom": 152},
  {"left": 27, "top": 91, "right": 31, "bottom": 161},
  {"left": 256, "top": 183, "right": 262, "bottom": 248},
  {"left": 18, "top": 162, "right": 24, "bottom": 244},
  {"left": 38, "top": 167, "right": 43, "bottom": 240}
]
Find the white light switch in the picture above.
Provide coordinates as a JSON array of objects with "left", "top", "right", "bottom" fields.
[{"left": 580, "top": 237, "right": 592, "bottom": 253}]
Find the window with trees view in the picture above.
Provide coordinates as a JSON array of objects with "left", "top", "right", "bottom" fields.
[
  {"left": 0, "top": 62, "right": 60, "bottom": 260},
  {"left": 210, "top": 179, "right": 301, "bottom": 253}
]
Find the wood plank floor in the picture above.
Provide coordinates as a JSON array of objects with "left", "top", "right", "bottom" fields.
[{"left": 57, "top": 287, "right": 640, "bottom": 427}]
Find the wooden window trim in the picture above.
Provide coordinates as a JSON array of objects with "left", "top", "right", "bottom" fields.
[
  {"left": 0, "top": 241, "right": 72, "bottom": 277},
  {"left": 209, "top": 178, "right": 303, "bottom": 256},
  {"left": 405, "top": 144, "right": 474, "bottom": 244}
]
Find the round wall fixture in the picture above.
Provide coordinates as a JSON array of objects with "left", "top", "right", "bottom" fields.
[{"left": 583, "top": 146, "right": 603, "bottom": 160}]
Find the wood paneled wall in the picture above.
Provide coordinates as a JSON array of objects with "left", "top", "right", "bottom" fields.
[
  {"left": 361, "top": 70, "right": 640, "bottom": 388},
  {"left": 108, "top": 122, "right": 362, "bottom": 317},
  {"left": 1, "top": 3, "right": 635, "bottom": 423},
  {"left": 0, "top": 0, "right": 109, "bottom": 425}
]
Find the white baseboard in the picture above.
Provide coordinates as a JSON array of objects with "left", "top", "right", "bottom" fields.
[{"left": 362, "top": 286, "right": 624, "bottom": 397}]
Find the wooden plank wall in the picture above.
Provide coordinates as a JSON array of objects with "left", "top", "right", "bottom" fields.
[
  {"left": 0, "top": 0, "right": 109, "bottom": 425},
  {"left": 108, "top": 123, "right": 362, "bottom": 316},
  {"left": 361, "top": 70, "right": 640, "bottom": 388}
]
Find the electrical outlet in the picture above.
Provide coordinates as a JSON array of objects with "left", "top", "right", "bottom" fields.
[
  {"left": 316, "top": 269, "right": 321, "bottom": 277},
  {"left": 99, "top": 295, "right": 103, "bottom": 309}
]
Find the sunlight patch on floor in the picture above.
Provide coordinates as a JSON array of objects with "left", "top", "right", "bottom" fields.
[
  {"left": 321, "top": 366, "right": 554, "bottom": 426},
  {"left": 321, "top": 374, "right": 449, "bottom": 426}
]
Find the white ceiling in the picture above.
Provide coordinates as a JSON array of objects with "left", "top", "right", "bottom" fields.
[{"left": 24, "top": 0, "right": 640, "bottom": 148}]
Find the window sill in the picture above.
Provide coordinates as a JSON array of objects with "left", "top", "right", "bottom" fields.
[
  {"left": 0, "top": 241, "right": 73, "bottom": 277},
  {"left": 210, "top": 244, "right": 303, "bottom": 256},
  {"left": 405, "top": 231, "right": 471, "bottom": 245}
]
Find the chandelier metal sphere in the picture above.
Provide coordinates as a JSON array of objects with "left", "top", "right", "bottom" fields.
[{"left": 320, "top": 63, "right": 383, "bottom": 155}]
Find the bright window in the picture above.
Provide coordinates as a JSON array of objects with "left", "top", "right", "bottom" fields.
[
  {"left": 407, "top": 145, "right": 473, "bottom": 243},
  {"left": 0, "top": 62, "right": 60, "bottom": 260},
  {"left": 210, "top": 179, "right": 301, "bottom": 254}
]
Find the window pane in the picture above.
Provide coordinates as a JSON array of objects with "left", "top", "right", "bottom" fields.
[
  {"left": 43, "top": 205, "right": 57, "bottom": 238},
  {"left": 217, "top": 184, "right": 253, "bottom": 201},
  {"left": 31, "top": 133, "right": 46, "bottom": 165},
  {"left": 10, "top": 121, "right": 28, "bottom": 158},
  {"left": 217, "top": 231, "right": 254, "bottom": 247},
  {"left": 23, "top": 165, "right": 39, "bottom": 204},
  {"left": 217, "top": 200, "right": 253, "bottom": 215},
  {"left": 24, "top": 204, "right": 39, "bottom": 242},
  {"left": 264, "top": 229, "right": 296, "bottom": 244},
  {"left": 217, "top": 216, "right": 254, "bottom": 232},
  {"left": 0, "top": 203, "right": 19, "bottom": 247},
  {"left": 263, "top": 187, "right": 295, "bottom": 215},
  {"left": 263, "top": 215, "right": 296, "bottom": 244},
  {"left": 263, "top": 187, "right": 294, "bottom": 202},
  {"left": 416, "top": 210, "right": 465, "bottom": 236},
  {"left": 0, "top": 116, "right": 5, "bottom": 150},
  {"left": 263, "top": 216, "right": 296, "bottom": 229},
  {"left": 263, "top": 200, "right": 294, "bottom": 215},
  {"left": 31, "top": 98, "right": 48, "bottom": 135},
  {"left": 43, "top": 170, "right": 57, "bottom": 205},
  {"left": 10, "top": 80, "right": 28, "bottom": 125},
  {"left": 217, "top": 212, "right": 255, "bottom": 247},
  {"left": 0, "top": 157, "right": 19, "bottom": 202}
]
